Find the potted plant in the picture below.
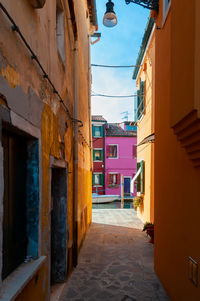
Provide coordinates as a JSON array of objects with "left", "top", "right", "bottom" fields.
[
  {"left": 143, "top": 222, "right": 154, "bottom": 244},
  {"left": 133, "top": 195, "right": 143, "bottom": 210}
]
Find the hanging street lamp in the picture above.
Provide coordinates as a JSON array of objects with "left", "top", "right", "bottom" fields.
[
  {"left": 103, "top": 0, "right": 117, "bottom": 28},
  {"left": 103, "top": 0, "right": 159, "bottom": 27}
]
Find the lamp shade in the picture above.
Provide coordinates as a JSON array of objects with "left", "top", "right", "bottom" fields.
[{"left": 103, "top": 0, "right": 117, "bottom": 28}]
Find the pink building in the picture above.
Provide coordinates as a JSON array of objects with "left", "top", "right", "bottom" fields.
[{"left": 105, "top": 123, "right": 137, "bottom": 196}]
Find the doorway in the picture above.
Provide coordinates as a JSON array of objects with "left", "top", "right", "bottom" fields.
[
  {"left": 51, "top": 167, "right": 67, "bottom": 284},
  {"left": 124, "top": 177, "right": 131, "bottom": 195}
]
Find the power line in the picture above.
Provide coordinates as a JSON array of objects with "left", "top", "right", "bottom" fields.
[
  {"left": 91, "top": 91, "right": 144, "bottom": 98},
  {"left": 91, "top": 93, "right": 137, "bottom": 98},
  {"left": 91, "top": 64, "right": 141, "bottom": 68},
  {"left": 0, "top": 2, "right": 84, "bottom": 128}
]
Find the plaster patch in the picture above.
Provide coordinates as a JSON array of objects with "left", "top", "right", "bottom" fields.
[{"left": 1, "top": 65, "right": 20, "bottom": 88}]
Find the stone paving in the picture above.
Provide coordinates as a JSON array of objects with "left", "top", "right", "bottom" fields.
[{"left": 59, "top": 209, "right": 169, "bottom": 301}]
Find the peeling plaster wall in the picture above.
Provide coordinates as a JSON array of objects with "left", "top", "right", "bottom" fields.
[{"left": 0, "top": 0, "right": 93, "bottom": 299}]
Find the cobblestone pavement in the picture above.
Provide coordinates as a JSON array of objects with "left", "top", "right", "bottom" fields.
[{"left": 59, "top": 209, "right": 169, "bottom": 301}]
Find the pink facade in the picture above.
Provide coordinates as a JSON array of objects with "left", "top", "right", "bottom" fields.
[{"left": 105, "top": 136, "right": 137, "bottom": 196}]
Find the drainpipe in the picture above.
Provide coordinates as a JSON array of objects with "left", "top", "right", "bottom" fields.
[
  {"left": 88, "top": 34, "right": 93, "bottom": 181},
  {"left": 73, "top": 39, "right": 79, "bottom": 267}
]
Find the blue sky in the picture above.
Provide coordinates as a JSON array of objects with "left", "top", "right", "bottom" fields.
[{"left": 91, "top": 0, "right": 149, "bottom": 123}]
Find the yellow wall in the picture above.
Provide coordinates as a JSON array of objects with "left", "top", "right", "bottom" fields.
[
  {"left": 136, "top": 32, "right": 155, "bottom": 223},
  {"left": 154, "top": 0, "right": 200, "bottom": 299},
  {"left": 0, "top": 0, "right": 94, "bottom": 299}
]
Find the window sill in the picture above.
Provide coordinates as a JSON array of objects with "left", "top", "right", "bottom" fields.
[{"left": 0, "top": 256, "right": 46, "bottom": 301}]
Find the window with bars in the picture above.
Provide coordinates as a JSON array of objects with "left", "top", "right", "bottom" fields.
[
  {"left": 93, "top": 149, "right": 104, "bottom": 161},
  {"left": 106, "top": 145, "right": 118, "bottom": 158},
  {"left": 107, "top": 173, "right": 120, "bottom": 186}
]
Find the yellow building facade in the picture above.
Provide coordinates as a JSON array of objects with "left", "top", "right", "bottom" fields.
[
  {"left": 133, "top": 18, "right": 155, "bottom": 223},
  {"left": 0, "top": 0, "right": 97, "bottom": 300}
]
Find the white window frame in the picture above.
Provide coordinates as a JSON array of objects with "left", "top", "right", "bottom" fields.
[
  {"left": 93, "top": 148, "right": 103, "bottom": 162},
  {"left": 93, "top": 172, "right": 103, "bottom": 187},
  {"left": 107, "top": 172, "right": 120, "bottom": 186},
  {"left": 107, "top": 144, "right": 118, "bottom": 159},
  {"left": 162, "top": 0, "right": 171, "bottom": 26}
]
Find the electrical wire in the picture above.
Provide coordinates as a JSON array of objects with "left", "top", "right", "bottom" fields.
[
  {"left": 91, "top": 91, "right": 144, "bottom": 98},
  {"left": 91, "top": 94, "right": 137, "bottom": 98},
  {"left": 91, "top": 64, "right": 141, "bottom": 68},
  {"left": 0, "top": 2, "right": 83, "bottom": 128}
]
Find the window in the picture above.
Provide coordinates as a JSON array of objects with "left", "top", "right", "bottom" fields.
[
  {"left": 93, "top": 125, "right": 103, "bottom": 137},
  {"left": 56, "top": 1, "right": 66, "bottom": 65},
  {"left": 106, "top": 145, "right": 118, "bottom": 158},
  {"left": 93, "top": 149, "right": 104, "bottom": 161},
  {"left": 107, "top": 173, "right": 120, "bottom": 186},
  {"left": 136, "top": 79, "right": 145, "bottom": 120},
  {"left": 132, "top": 145, "right": 137, "bottom": 158},
  {"left": 136, "top": 160, "right": 144, "bottom": 194},
  {"left": 92, "top": 173, "right": 104, "bottom": 186}
]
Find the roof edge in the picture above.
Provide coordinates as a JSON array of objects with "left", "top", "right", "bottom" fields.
[{"left": 133, "top": 17, "right": 155, "bottom": 80}]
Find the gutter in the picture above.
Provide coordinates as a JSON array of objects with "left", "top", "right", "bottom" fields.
[{"left": 133, "top": 17, "right": 155, "bottom": 80}]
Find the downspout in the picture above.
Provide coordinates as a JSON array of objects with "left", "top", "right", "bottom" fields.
[
  {"left": 88, "top": 34, "right": 93, "bottom": 192},
  {"left": 73, "top": 39, "right": 79, "bottom": 267},
  {"left": 104, "top": 123, "right": 106, "bottom": 195}
]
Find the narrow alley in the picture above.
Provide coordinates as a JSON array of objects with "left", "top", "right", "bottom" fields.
[{"left": 59, "top": 210, "right": 169, "bottom": 301}]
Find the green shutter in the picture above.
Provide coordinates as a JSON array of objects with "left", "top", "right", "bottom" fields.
[
  {"left": 100, "top": 126, "right": 103, "bottom": 137},
  {"left": 101, "top": 149, "right": 104, "bottom": 161},
  {"left": 141, "top": 81, "right": 145, "bottom": 113},
  {"left": 101, "top": 173, "right": 104, "bottom": 186},
  {"left": 140, "top": 160, "right": 144, "bottom": 194},
  {"left": 93, "top": 150, "right": 95, "bottom": 161},
  {"left": 136, "top": 162, "right": 141, "bottom": 192},
  {"left": 92, "top": 174, "right": 95, "bottom": 186},
  {"left": 92, "top": 126, "right": 95, "bottom": 137},
  {"left": 137, "top": 89, "right": 140, "bottom": 120}
]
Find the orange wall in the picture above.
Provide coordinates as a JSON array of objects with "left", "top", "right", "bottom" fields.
[{"left": 154, "top": 1, "right": 200, "bottom": 299}]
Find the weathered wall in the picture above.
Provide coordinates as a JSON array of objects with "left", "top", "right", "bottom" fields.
[
  {"left": 0, "top": 0, "right": 93, "bottom": 299},
  {"left": 154, "top": 0, "right": 200, "bottom": 299}
]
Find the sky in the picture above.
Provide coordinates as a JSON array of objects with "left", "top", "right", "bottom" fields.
[{"left": 91, "top": 0, "right": 149, "bottom": 123}]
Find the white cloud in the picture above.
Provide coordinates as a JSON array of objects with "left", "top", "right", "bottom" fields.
[{"left": 91, "top": 67, "right": 137, "bottom": 123}]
